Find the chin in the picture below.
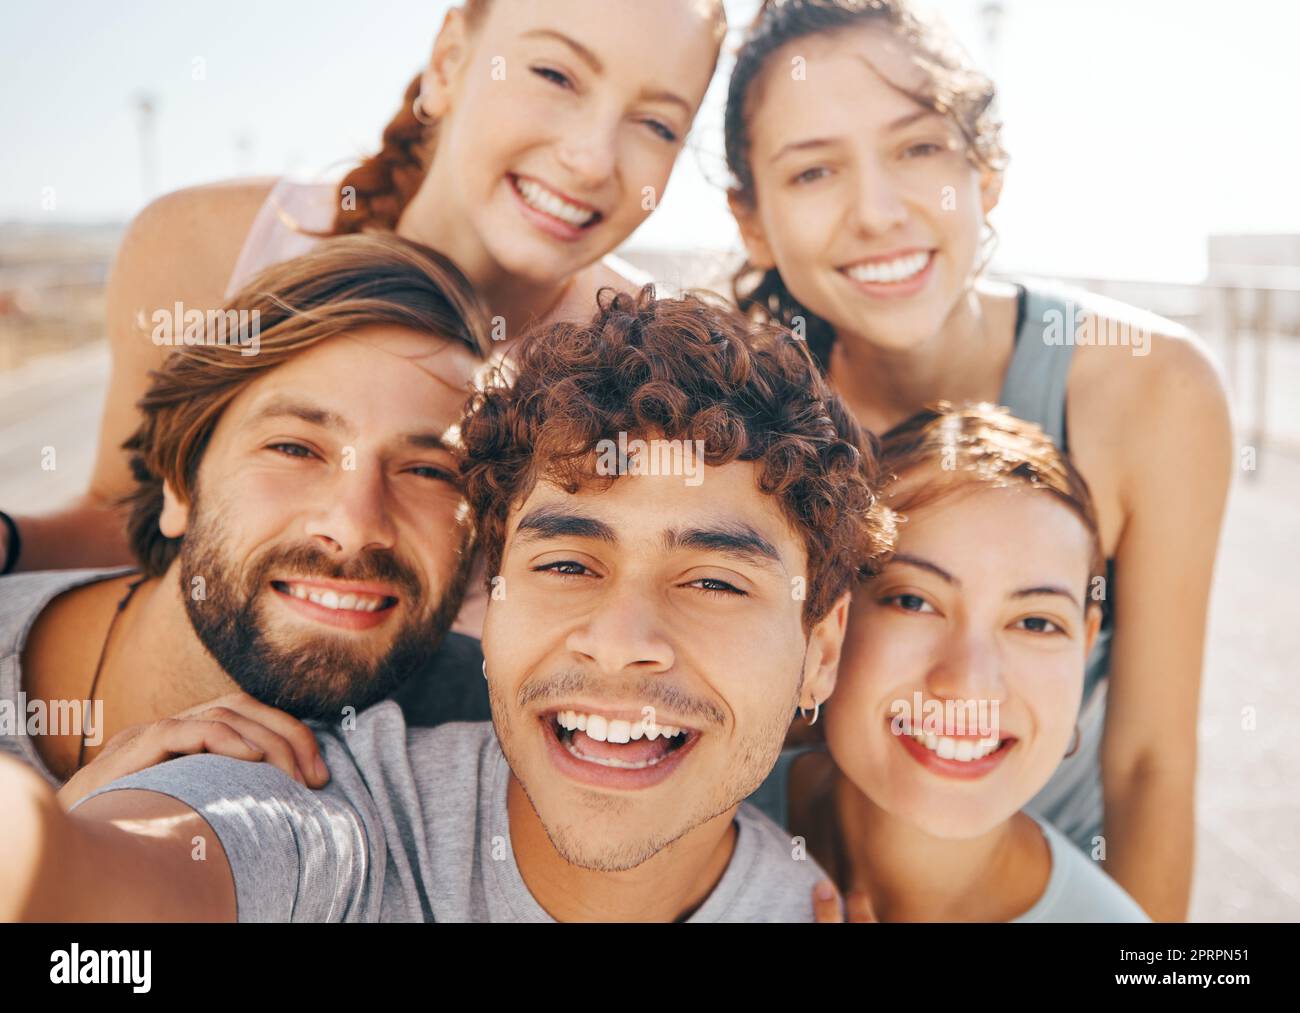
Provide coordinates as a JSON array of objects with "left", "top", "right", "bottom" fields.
[{"left": 542, "top": 812, "right": 671, "bottom": 873}]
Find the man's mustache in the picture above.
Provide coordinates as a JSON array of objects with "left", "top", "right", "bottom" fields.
[
  {"left": 518, "top": 668, "right": 726, "bottom": 728},
  {"left": 246, "top": 541, "right": 425, "bottom": 606}
]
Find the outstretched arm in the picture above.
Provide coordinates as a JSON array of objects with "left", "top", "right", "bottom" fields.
[{"left": 1, "top": 753, "right": 236, "bottom": 921}]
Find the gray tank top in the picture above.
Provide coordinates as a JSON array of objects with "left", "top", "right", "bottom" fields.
[
  {"left": 998, "top": 282, "right": 1114, "bottom": 710},
  {"left": 998, "top": 281, "right": 1115, "bottom": 853}
]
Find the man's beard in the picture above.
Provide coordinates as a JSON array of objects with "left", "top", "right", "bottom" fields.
[{"left": 178, "top": 501, "right": 474, "bottom": 722}]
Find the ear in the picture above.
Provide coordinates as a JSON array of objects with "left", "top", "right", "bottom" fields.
[
  {"left": 801, "top": 590, "right": 852, "bottom": 710},
  {"left": 420, "top": 8, "right": 472, "bottom": 119},
  {"left": 1082, "top": 602, "right": 1103, "bottom": 658},
  {"left": 728, "top": 190, "right": 777, "bottom": 272},
  {"left": 979, "top": 167, "right": 1004, "bottom": 218},
  {"left": 158, "top": 480, "right": 191, "bottom": 540}
]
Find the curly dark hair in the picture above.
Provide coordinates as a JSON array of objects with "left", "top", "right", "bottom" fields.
[{"left": 459, "top": 286, "right": 895, "bottom": 629}]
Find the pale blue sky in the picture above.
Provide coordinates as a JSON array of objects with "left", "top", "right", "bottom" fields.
[{"left": 1, "top": 0, "right": 1296, "bottom": 281}]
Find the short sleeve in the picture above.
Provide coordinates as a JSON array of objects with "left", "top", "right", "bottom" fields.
[{"left": 71, "top": 753, "right": 380, "bottom": 922}]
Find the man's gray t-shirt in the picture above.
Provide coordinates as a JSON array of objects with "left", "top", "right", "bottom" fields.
[
  {"left": 0, "top": 567, "right": 490, "bottom": 787},
  {"left": 75, "top": 702, "right": 828, "bottom": 922}
]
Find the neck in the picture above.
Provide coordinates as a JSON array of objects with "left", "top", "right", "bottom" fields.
[
  {"left": 828, "top": 280, "right": 1018, "bottom": 434},
  {"left": 829, "top": 770, "right": 1045, "bottom": 922},
  {"left": 506, "top": 774, "right": 738, "bottom": 922},
  {"left": 395, "top": 180, "right": 576, "bottom": 337},
  {"left": 81, "top": 570, "right": 238, "bottom": 766}
]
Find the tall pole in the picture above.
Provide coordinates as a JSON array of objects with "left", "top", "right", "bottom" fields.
[{"left": 134, "top": 92, "right": 158, "bottom": 205}]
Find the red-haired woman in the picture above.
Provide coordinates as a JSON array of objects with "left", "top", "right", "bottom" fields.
[{"left": 2, "top": 0, "right": 727, "bottom": 594}]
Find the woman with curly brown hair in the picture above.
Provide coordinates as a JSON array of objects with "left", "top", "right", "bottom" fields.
[{"left": 725, "top": 0, "right": 1232, "bottom": 921}]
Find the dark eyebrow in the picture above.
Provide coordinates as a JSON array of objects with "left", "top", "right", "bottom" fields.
[
  {"left": 523, "top": 28, "right": 604, "bottom": 74},
  {"left": 664, "top": 524, "right": 786, "bottom": 574},
  {"left": 513, "top": 506, "right": 618, "bottom": 546},
  {"left": 401, "top": 433, "right": 455, "bottom": 453},
  {"left": 892, "top": 554, "right": 1081, "bottom": 609},
  {"left": 769, "top": 109, "right": 943, "bottom": 165},
  {"left": 889, "top": 553, "right": 960, "bottom": 587},
  {"left": 1011, "top": 586, "right": 1081, "bottom": 609},
  {"left": 250, "top": 398, "right": 351, "bottom": 434}
]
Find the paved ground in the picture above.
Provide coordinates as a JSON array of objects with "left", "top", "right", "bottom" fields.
[{"left": 1, "top": 341, "right": 1296, "bottom": 921}]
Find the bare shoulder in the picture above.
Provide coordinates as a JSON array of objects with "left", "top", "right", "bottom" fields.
[
  {"left": 1069, "top": 305, "right": 1230, "bottom": 433},
  {"left": 105, "top": 177, "right": 278, "bottom": 352},
  {"left": 116, "top": 174, "right": 276, "bottom": 271},
  {"left": 1068, "top": 302, "right": 1232, "bottom": 517}
]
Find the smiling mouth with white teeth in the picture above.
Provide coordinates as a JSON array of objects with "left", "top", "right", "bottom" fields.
[
  {"left": 549, "top": 709, "right": 695, "bottom": 770},
  {"left": 843, "top": 249, "right": 933, "bottom": 285},
  {"left": 270, "top": 580, "right": 397, "bottom": 614},
  {"left": 510, "top": 174, "right": 603, "bottom": 230},
  {"left": 894, "top": 717, "right": 1016, "bottom": 765}
]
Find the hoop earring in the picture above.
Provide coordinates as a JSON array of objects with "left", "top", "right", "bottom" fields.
[
  {"left": 412, "top": 93, "right": 437, "bottom": 127},
  {"left": 1064, "top": 723, "right": 1080, "bottom": 759},
  {"left": 481, "top": 660, "right": 488, "bottom": 681},
  {"left": 798, "top": 699, "right": 820, "bottom": 726}
]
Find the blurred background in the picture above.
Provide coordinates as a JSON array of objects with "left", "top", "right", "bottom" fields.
[{"left": 1, "top": 0, "right": 1296, "bottom": 920}]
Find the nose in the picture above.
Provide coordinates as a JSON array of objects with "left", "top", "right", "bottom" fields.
[
  {"left": 554, "top": 113, "right": 619, "bottom": 191},
  {"left": 564, "top": 578, "right": 674, "bottom": 677},
  {"left": 305, "top": 459, "right": 398, "bottom": 557},
  {"left": 924, "top": 622, "right": 1006, "bottom": 718},
  {"left": 848, "top": 157, "right": 908, "bottom": 237}
]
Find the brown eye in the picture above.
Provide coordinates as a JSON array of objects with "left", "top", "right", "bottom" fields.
[
  {"left": 269, "top": 443, "right": 314, "bottom": 459},
  {"left": 1014, "top": 616, "right": 1063, "bottom": 635},
  {"left": 793, "top": 166, "right": 830, "bottom": 185},
  {"left": 881, "top": 593, "right": 936, "bottom": 615},
  {"left": 903, "top": 142, "right": 943, "bottom": 159},
  {"left": 686, "top": 577, "right": 746, "bottom": 598}
]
